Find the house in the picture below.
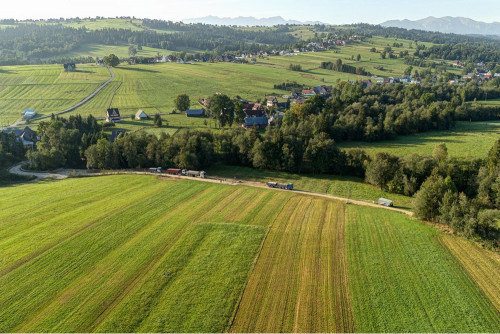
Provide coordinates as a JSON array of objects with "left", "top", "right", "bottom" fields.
[
  {"left": 266, "top": 96, "right": 278, "bottom": 108},
  {"left": 22, "top": 109, "right": 36, "bottom": 119},
  {"left": 109, "top": 129, "right": 125, "bottom": 143},
  {"left": 135, "top": 110, "right": 148, "bottom": 120},
  {"left": 105, "top": 108, "right": 121, "bottom": 122},
  {"left": 64, "top": 63, "right": 76, "bottom": 72},
  {"left": 186, "top": 109, "right": 205, "bottom": 117},
  {"left": 268, "top": 112, "right": 285, "bottom": 125},
  {"left": 244, "top": 109, "right": 265, "bottom": 118},
  {"left": 243, "top": 116, "right": 268, "bottom": 129},
  {"left": 3, "top": 126, "right": 37, "bottom": 146},
  {"left": 363, "top": 79, "right": 374, "bottom": 88},
  {"left": 96, "top": 59, "right": 104, "bottom": 66},
  {"left": 301, "top": 89, "right": 316, "bottom": 96}
]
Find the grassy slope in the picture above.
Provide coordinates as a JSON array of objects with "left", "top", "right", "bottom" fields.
[
  {"left": 346, "top": 205, "right": 500, "bottom": 332},
  {"left": 0, "top": 176, "right": 282, "bottom": 332},
  {"left": 230, "top": 196, "right": 354, "bottom": 333},
  {"left": 440, "top": 235, "right": 500, "bottom": 313},
  {"left": 0, "top": 64, "right": 110, "bottom": 124},
  {"left": 208, "top": 165, "right": 413, "bottom": 210},
  {"left": 338, "top": 121, "right": 500, "bottom": 158}
]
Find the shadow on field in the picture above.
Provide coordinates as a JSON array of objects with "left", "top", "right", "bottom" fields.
[{"left": 119, "top": 67, "right": 160, "bottom": 74}]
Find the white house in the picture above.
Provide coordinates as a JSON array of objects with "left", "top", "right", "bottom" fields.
[
  {"left": 135, "top": 109, "right": 148, "bottom": 120},
  {"left": 22, "top": 109, "right": 36, "bottom": 119}
]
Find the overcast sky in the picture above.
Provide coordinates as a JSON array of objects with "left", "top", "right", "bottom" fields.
[{"left": 1, "top": 0, "right": 499, "bottom": 24}]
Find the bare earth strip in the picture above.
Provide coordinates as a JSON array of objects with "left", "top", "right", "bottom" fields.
[
  {"left": 440, "top": 235, "right": 500, "bottom": 313},
  {"left": 229, "top": 196, "right": 354, "bottom": 333}
]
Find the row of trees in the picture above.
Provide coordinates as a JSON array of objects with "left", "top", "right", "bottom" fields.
[{"left": 320, "top": 59, "right": 370, "bottom": 76}]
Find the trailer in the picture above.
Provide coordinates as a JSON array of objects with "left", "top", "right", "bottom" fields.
[
  {"left": 378, "top": 198, "right": 393, "bottom": 207},
  {"left": 266, "top": 182, "right": 293, "bottom": 190},
  {"left": 186, "top": 170, "right": 207, "bottom": 178},
  {"left": 166, "top": 168, "right": 182, "bottom": 175},
  {"left": 148, "top": 167, "right": 162, "bottom": 173}
]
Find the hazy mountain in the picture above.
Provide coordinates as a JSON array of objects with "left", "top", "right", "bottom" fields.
[
  {"left": 381, "top": 16, "right": 500, "bottom": 36},
  {"left": 182, "top": 15, "right": 325, "bottom": 26}
]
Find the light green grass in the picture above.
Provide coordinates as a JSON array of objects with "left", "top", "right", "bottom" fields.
[
  {"left": 60, "top": 44, "right": 170, "bottom": 59},
  {"left": 0, "top": 175, "right": 284, "bottom": 332},
  {"left": 208, "top": 164, "right": 413, "bottom": 210},
  {"left": 346, "top": 205, "right": 500, "bottom": 332},
  {"left": 0, "top": 64, "right": 110, "bottom": 124},
  {"left": 338, "top": 121, "right": 500, "bottom": 158}
]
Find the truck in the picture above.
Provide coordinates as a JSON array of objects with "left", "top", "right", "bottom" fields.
[
  {"left": 266, "top": 182, "right": 293, "bottom": 190},
  {"left": 148, "top": 167, "right": 162, "bottom": 173},
  {"left": 166, "top": 168, "right": 182, "bottom": 175},
  {"left": 186, "top": 170, "right": 206, "bottom": 178}
]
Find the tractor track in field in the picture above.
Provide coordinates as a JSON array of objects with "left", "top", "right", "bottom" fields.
[{"left": 8, "top": 163, "right": 414, "bottom": 217}]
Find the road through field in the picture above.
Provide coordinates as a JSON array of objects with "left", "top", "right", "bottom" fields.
[
  {"left": 8, "top": 163, "right": 413, "bottom": 216},
  {"left": 5, "top": 66, "right": 115, "bottom": 128}
]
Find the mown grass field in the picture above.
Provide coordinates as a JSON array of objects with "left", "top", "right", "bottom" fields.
[
  {"left": 346, "top": 205, "right": 500, "bottom": 332},
  {"left": 0, "top": 64, "right": 110, "bottom": 124},
  {"left": 0, "top": 175, "right": 499, "bottom": 332},
  {"left": 338, "top": 121, "right": 500, "bottom": 158},
  {"left": 208, "top": 164, "right": 414, "bottom": 209}
]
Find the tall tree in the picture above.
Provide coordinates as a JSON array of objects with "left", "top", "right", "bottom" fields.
[{"left": 174, "top": 94, "right": 190, "bottom": 112}]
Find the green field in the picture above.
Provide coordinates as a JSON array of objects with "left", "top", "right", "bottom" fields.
[
  {"left": 208, "top": 164, "right": 414, "bottom": 209},
  {"left": 338, "top": 121, "right": 500, "bottom": 158},
  {"left": 346, "top": 205, "right": 500, "bottom": 332},
  {"left": 0, "top": 175, "right": 499, "bottom": 332},
  {"left": 0, "top": 64, "right": 110, "bottom": 124}
]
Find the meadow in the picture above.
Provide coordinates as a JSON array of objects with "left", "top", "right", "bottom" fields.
[
  {"left": 0, "top": 175, "right": 498, "bottom": 332},
  {"left": 346, "top": 205, "right": 500, "bottom": 332},
  {"left": 338, "top": 121, "right": 500, "bottom": 158}
]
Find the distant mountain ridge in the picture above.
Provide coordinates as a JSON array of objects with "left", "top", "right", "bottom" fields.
[
  {"left": 381, "top": 16, "right": 500, "bottom": 36},
  {"left": 182, "top": 15, "right": 325, "bottom": 26}
]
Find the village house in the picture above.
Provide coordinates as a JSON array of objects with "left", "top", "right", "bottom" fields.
[
  {"left": 105, "top": 108, "right": 121, "bottom": 122},
  {"left": 266, "top": 96, "right": 278, "bottom": 108},
  {"left": 243, "top": 116, "right": 268, "bottom": 129},
  {"left": 2, "top": 126, "right": 38, "bottom": 146},
  {"left": 186, "top": 109, "right": 205, "bottom": 117},
  {"left": 135, "top": 110, "right": 148, "bottom": 120}
]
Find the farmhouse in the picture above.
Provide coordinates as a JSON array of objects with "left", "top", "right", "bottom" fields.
[
  {"left": 22, "top": 109, "right": 36, "bottom": 119},
  {"left": 243, "top": 116, "right": 268, "bottom": 129},
  {"left": 135, "top": 110, "right": 148, "bottom": 120},
  {"left": 109, "top": 129, "right": 125, "bottom": 143},
  {"left": 105, "top": 108, "right": 121, "bottom": 122},
  {"left": 186, "top": 109, "right": 205, "bottom": 117},
  {"left": 266, "top": 96, "right": 278, "bottom": 108},
  {"left": 3, "top": 126, "right": 38, "bottom": 146},
  {"left": 63, "top": 63, "right": 76, "bottom": 72}
]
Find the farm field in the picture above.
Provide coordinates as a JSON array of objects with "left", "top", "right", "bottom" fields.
[
  {"left": 0, "top": 175, "right": 499, "bottom": 332},
  {"left": 230, "top": 197, "right": 354, "bottom": 333},
  {"left": 346, "top": 205, "right": 500, "bottom": 332},
  {"left": 338, "top": 121, "right": 500, "bottom": 158},
  {"left": 208, "top": 164, "right": 414, "bottom": 209},
  {"left": 0, "top": 64, "right": 110, "bottom": 125}
]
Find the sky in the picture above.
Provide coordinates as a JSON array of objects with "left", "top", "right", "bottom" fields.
[{"left": 0, "top": 0, "right": 499, "bottom": 24}]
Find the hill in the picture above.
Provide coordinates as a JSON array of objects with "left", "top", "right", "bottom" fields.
[
  {"left": 0, "top": 175, "right": 498, "bottom": 332},
  {"left": 381, "top": 16, "right": 500, "bottom": 36},
  {"left": 182, "top": 15, "right": 325, "bottom": 26}
]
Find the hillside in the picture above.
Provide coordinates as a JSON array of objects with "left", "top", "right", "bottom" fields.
[
  {"left": 382, "top": 16, "right": 500, "bottom": 36},
  {"left": 0, "top": 175, "right": 498, "bottom": 332}
]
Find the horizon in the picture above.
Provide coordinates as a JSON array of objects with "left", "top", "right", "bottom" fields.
[{"left": 0, "top": 0, "right": 499, "bottom": 25}]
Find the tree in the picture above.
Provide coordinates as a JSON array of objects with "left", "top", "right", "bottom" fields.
[
  {"left": 404, "top": 65, "right": 413, "bottom": 76},
  {"left": 128, "top": 45, "right": 137, "bottom": 57},
  {"left": 103, "top": 54, "right": 120, "bottom": 67},
  {"left": 174, "top": 94, "right": 190, "bottom": 112},
  {"left": 432, "top": 143, "right": 448, "bottom": 162},
  {"left": 154, "top": 113, "right": 163, "bottom": 127},
  {"left": 208, "top": 94, "right": 234, "bottom": 128},
  {"left": 365, "top": 152, "right": 401, "bottom": 190},
  {"left": 412, "top": 173, "right": 450, "bottom": 221},
  {"left": 234, "top": 100, "right": 245, "bottom": 125},
  {"left": 356, "top": 54, "right": 361, "bottom": 61}
]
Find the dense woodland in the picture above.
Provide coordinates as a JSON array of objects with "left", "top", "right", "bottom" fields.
[{"left": 0, "top": 19, "right": 499, "bottom": 65}]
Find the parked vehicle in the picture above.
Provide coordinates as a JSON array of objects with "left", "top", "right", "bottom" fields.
[
  {"left": 148, "top": 167, "right": 162, "bottom": 173},
  {"left": 186, "top": 170, "right": 206, "bottom": 178},
  {"left": 378, "top": 198, "right": 393, "bottom": 207},
  {"left": 166, "top": 168, "right": 182, "bottom": 175},
  {"left": 266, "top": 182, "right": 293, "bottom": 190}
]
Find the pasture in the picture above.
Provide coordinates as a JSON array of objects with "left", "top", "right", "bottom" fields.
[
  {"left": 0, "top": 175, "right": 499, "bottom": 332},
  {"left": 346, "top": 205, "right": 500, "bottom": 332},
  {"left": 338, "top": 121, "right": 500, "bottom": 158},
  {"left": 0, "top": 64, "right": 110, "bottom": 124}
]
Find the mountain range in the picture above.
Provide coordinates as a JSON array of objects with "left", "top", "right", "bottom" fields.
[
  {"left": 182, "top": 15, "right": 325, "bottom": 26},
  {"left": 381, "top": 16, "right": 500, "bottom": 36}
]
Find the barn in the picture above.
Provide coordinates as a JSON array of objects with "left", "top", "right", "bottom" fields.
[
  {"left": 135, "top": 110, "right": 148, "bottom": 120},
  {"left": 186, "top": 109, "right": 205, "bottom": 117}
]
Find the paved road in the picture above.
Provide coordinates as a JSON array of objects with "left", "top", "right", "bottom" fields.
[
  {"left": 8, "top": 163, "right": 413, "bottom": 216},
  {"left": 3, "top": 66, "right": 115, "bottom": 129}
]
